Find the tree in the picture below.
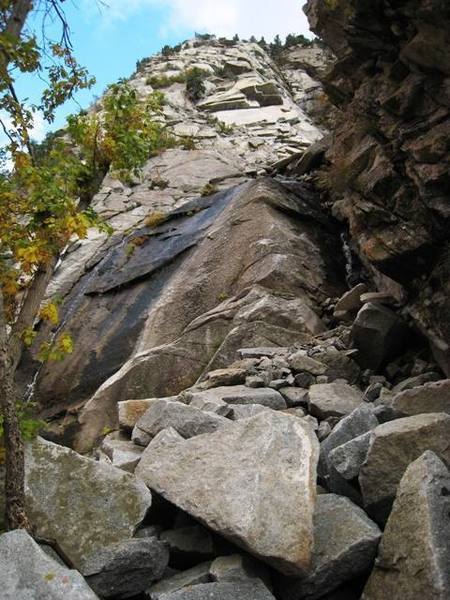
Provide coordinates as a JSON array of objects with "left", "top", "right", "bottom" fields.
[{"left": 0, "top": 1, "right": 170, "bottom": 530}]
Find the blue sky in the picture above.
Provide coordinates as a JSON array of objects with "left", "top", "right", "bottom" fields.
[{"left": 14, "top": 0, "right": 312, "bottom": 139}]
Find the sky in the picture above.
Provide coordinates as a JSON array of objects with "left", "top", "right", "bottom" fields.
[{"left": 12, "top": 0, "right": 312, "bottom": 140}]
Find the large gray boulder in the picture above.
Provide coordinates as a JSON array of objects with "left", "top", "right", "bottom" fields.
[
  {"left": 185, "top": 385, "right": 287, "bottom": 410},
  {"left": 359, "top": 413, "right": 450, "bottom": 523},
  {"left": 160, "top": 526, "right": 215, "bottom": 568},
  {"left": 389, "top": 379, "right": 450, "bottom": 417},
  {"left": 101, "top": 433, "right": 144, "bottom": 472},
  {"left": 329, "top": 431, "right": 372, "bottom": 481},
  {"left": 308, "top": 382, "right": 363, "bottom": 420},
  {"left": 84, "top": 538, "right": 169, "bottom": 598},
  {"left": 362, "top": 451, "right": 450, "bottom": 599},
  {"left": 131, "top": 399, "right": 228, "bottom": 446},
  {"left": 278, "top": 494, "right": 381, "bottom": 599},
  {"left": 351, "top": 303, "right": 409, "bottom": 371},
  {"left": 25, "top": 437, "right": 152, "bottom": 572},
  {"left": 0, "top": 529, "right": 99, "bottom": 600},
  {"left": 147, "top": 562, "right": 212, "bottom": 599},
  {"left": 319, "top": 404, "right": 378, "bottom": 479},
  {"left": 158, "top": 581, "right": 276, "bottom": 600},
  {"left": 135, "top": 411, "right": 319, "bottom": 575},
  {"left": 287, "top": 352, "right": 327, "bottom": 375},
  {"left": 210, "top": 554, "right": 271, "bottom": 586}
]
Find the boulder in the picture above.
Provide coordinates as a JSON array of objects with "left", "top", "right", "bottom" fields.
[
  {"left": 135, "top": 412, "right": 319, "bottom": 575},
  {"left": 230, "top": 404, "right": 271, "bottom": 420},
  {"left": 119, "top": 398, "right": 177, "bottom": 430},
  {"left": 278, "top": 494, "right": 381, "bottom": 600},
  {"left": 391, "top": 372, "right": 441, "bottom": 393},
  {"left": 238, "top": 347, "right": 290, "bottom": 359},
  {"left": 333, "top": 283, "right": 367, "bottom": 319},
  {"left": 287, "top": 352, "right": 327, "bottom": 375},
  {"left": 362, "top": 451, "right": 450, "bottom": 599},
  {"left": 390, "top": 379, "right": 450, "bottom": 417},
  {"left": 279, "top": 386, "right": 309, "bottom": 407},
  {"left": 329, "top": 431, "right": 372, "bottom": 481},
  {"left": 319, "top": 404, "right": 378, "bottom": 479},
  {"left": 158, "top": 581, "right": 276, "bottom": 600},
  {"left": 160, "top": 526, "right": 215, "bottom": 569},
  {"left": 186, "top": 385, "right": 287, "bottom": 410},
  {"left": 308, "top": 383, "right": 363, "bottom": 420},
  {"left": 84, "top": 538, "right": 169, "bottom": 598},
  {"left": 351, "top": 303, "right": 410, "bottom": 371},
  {"left": 188, "top": 394, "right": 231, "bottom": 416},
  {"left": 210, "top": 554, "right": 270, "bottom": 585},
  {"left": 359, "top": 413, "right": 450, "bottom": 523},
  {"left": 203, "top": 367, "right": 247, "bottom": 387},
  {"left": 25, "top": 437, "right": 152, "bottom": 572},
  {"left": 101, "top": 433, "right": 144, "bottom": 472},
  {"left": 314, "top": 350, "right": 361, "bottom": 384},
  {"left": 0, "top": 529, "right": 99, "bottom": 600},
  {"left": 132, "top": 399, "right": 228, "bottom": 446},
  {"left": 147, "top": 562, "right": 212, "bottom": 599}
]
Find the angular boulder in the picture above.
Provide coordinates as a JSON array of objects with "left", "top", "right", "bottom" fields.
[
  {"left": 278, "top": 494, "right": 381, "bottom": 600},
  {"left": 210, "top": 554, "right": 270, "bottom": 585},
  {"left": 25, "top": 437, "right": 152, "bottom": 572},
  {"left": 0, "top": 529, "right": 99, "bottom": 600},
  {"left": 351, "top": 303, "right": 409, "bottom": 371},
  {"left": 158, "top": 581, "right": 276, "bottom": 600},
  {"left": 118, "top": 398, "right": 177, "bottom": 430},
  {"left": 135, "top": 411, "right": 319, "bottom": 575},
  {"left": 160, "top": 526, "right": 215, "bottom": 569},
  {"left": 359, "top": 413, "right": 450, "bottom": 523},
  {"left": 333, "top": 283, "right": 367, "bottom": 319},
  {"left": 319, "top": 404, "right": 378, "bottom": 479},
  {"left": 308, "top": 383, "right": 363, "bottom": 420},
  {"left": 329, "top": 431, "right": 372, "bottom": 481},
  {"left": 390, "top": 379, "right": 450, "bottom": 417},
  {"left": 147, "top": 562, "right": 212, "bottom": 599},
  {"left": 131, "top": 399, "right": 228, "bottom": 446},
  {"left": 84, "top": 538, "right": 169, "bottom": 598},
  {"left": 186, "top": 385, "right": 287, "bottom": 410},
  {"left": 362, "top": 451, "right": 450, "bottom": 599},
  {"left": 101, "top": 433, "right": 144, "bottom": 472},
  {"left": 287, "top": 352, "right": 327, "bottom": 375}
]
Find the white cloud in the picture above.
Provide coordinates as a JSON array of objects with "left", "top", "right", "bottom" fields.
[
  {"left": 89, "top": 0, "right": 311, "bottom": 41},
  {"left": 30, "top": 112, "right": 46, "bottom": 143}
]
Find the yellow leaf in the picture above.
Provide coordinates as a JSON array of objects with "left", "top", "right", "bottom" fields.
[
  {"left": 39, "top": 302, "right": 59, "bottom": 325},
  {"left": 22, "top": 327, "right": 37, "bottom": 347}
]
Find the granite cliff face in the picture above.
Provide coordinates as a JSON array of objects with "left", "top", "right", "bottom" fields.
[
  {"left": 304, "top": 0, "right": 450, "bottom": 374},
  {"left": 20, "top": 37, "right": 339, "bottom": 446}
]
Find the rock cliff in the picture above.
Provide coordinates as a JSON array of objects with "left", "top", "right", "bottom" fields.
[
  {"left": 304, "top": 0, "right": 450, "bottom": 374},
  {"left": 20, "top": 36, "right": 340, "bottom": 446},
  {"left": 4, "top": 8, "right": 450, "bottom": 600}
]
